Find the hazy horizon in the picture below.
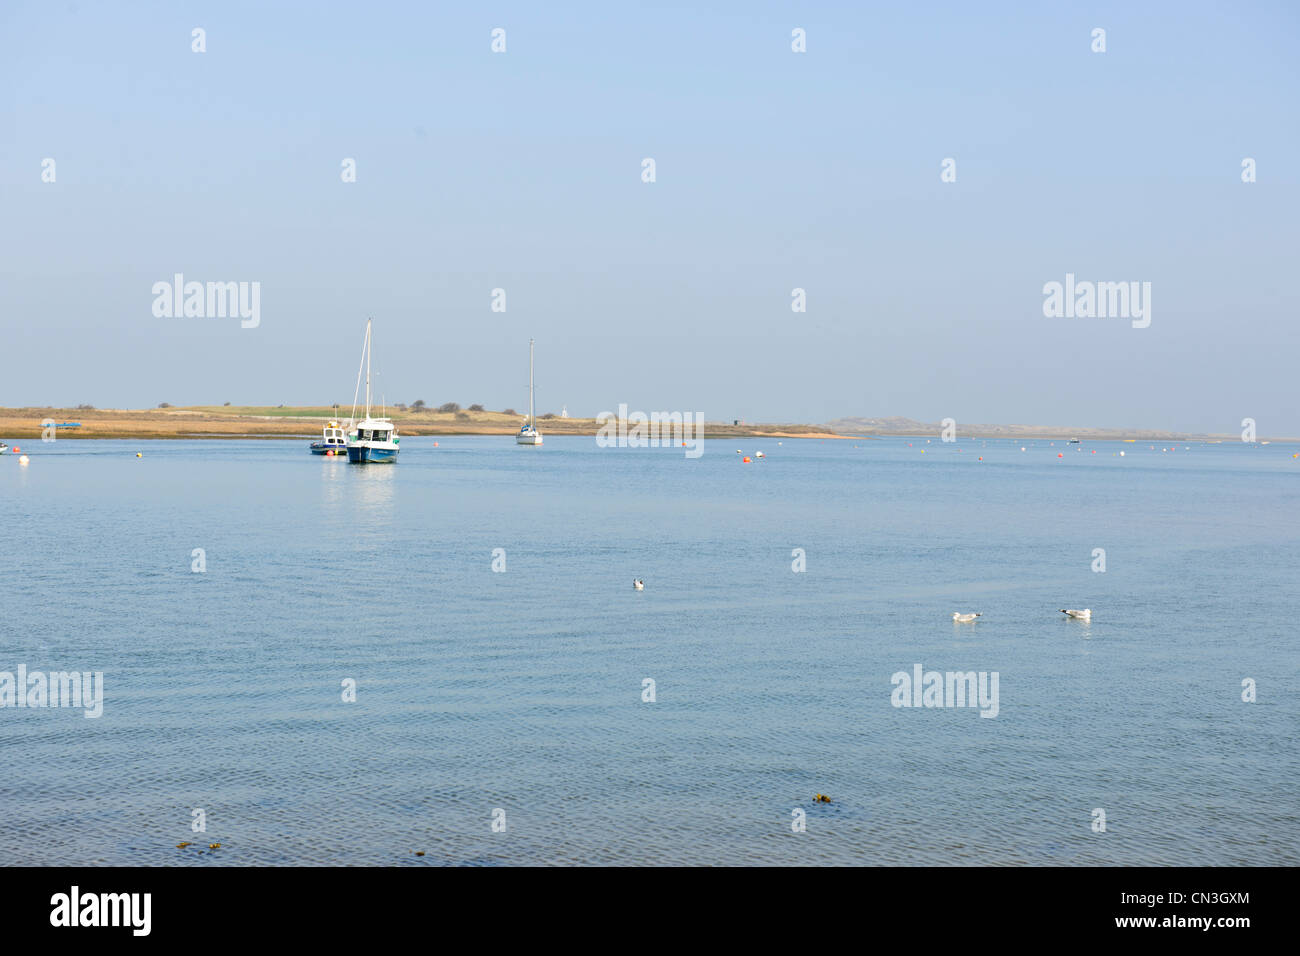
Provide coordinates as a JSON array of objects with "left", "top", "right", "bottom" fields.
[{"left": 2, "top": 1, "right": 1297, "bottom": 434}]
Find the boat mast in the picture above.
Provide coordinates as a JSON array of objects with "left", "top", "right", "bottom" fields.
[
  {"left": 364, "top": 318, "right": 372, "bottom": 420},
  {"left": 529, "top": 338, "right": 535, "bottom": 428},
  {"left": 350, "top": 321, "right": 368, "bottom": 425}
]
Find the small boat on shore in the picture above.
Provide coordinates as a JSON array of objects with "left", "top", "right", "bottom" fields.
[
  {"left": 347, "top": 319, "right": 399, "bottom": 464},
  {"left": 310, "top": 421, "right": 350, "bottom": 456}
]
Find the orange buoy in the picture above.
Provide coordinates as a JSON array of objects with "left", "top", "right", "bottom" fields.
[
  {"left": 1057, "top": 453, "right": 1063, "bottom": 458},
  {"left": 742, "top": 456, "right": 751, "bottom": 463}
]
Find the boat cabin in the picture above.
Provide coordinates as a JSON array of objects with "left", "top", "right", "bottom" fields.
[
  {"left": 353, "top": 417, "right": 396, "bottom": 443},
  {"left": 322, "top": 422, "right": 347, "bottom": 447}
]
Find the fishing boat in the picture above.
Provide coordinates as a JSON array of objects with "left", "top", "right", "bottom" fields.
[
  {"left": 0, "top": 442, "right": 8, "bottom": 454},
  {"left": 346, "top": 319, "right": 399, "bottom": 464},
  {"left": 310, "top": 421, "right": 349, "bottom": 456},
  {"left": 516, "top": 338, "right": 542, "bottom": 446}
]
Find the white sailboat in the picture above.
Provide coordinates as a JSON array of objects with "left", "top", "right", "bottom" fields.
[
  {"left": 346, "top": 318, "right": 399, "bottom": 464},
  {"left": 516, "top": 338, "right": 542, "bottom": 446}
]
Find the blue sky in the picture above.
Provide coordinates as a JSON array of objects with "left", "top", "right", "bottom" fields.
[{"left": 1, "top": 1, "right": 1296, "bottom": 432}]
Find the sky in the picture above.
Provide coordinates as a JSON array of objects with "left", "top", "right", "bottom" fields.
[{"left": 1, "top": 1, "right": 1297, "bottom": 433}]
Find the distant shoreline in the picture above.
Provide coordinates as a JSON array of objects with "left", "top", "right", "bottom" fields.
[
  {"left": 1, "top": 406, "right": 1293, "bottom": 444},
  {"left": 0, "top": 406, "right": 849, "bottom": 441},
  {"left": 828, "top": 417, "right": 1297, "bottom": 444}
]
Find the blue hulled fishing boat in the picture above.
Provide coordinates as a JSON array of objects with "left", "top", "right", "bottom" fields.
[
  {"left": 310, "top": 421, "right": 349, "bottom": 456},
  {"left": 346, "top": 319, "right": 399, "bottom": 464}
]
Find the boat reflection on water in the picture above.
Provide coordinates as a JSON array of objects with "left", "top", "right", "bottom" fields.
[
  {"left": 317, "top": 444, "right": 396, "bottom": 518},
  {"left": 318, "top": 453, "right": 349, "bottom": 508}
]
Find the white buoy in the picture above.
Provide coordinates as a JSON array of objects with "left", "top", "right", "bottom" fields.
[
  {"left": 19, "top": 455, "right": 30, "bottom": 465},
  {"left": 1120, "top": 451, "right": 1125, "bottom": 456}
]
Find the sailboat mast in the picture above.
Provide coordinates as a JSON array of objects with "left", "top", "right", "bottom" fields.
[
  {"left": 365, "top": 318, "right": 372, "bottom": 419},
  {"left": 529, "top": 338, "right": 535, "bottom": 427}
]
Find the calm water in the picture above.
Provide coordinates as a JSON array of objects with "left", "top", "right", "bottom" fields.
[{"left": 1, "top": 436, "right": 1297, "bottom": 865}]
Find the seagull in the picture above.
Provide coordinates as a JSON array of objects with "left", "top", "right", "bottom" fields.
[
  {"left": 952, "top": 612, "right": 982, "bottom": 623},
  {"left": 633, "top": 579, "right": 644, "bottom": 591},
  {"left": 1061, "top": 608, "right": 1091, "bottom": 621}
]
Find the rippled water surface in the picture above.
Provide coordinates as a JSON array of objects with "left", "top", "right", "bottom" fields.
[{"left": 1, "top": 436, "right": 1297, "bottom": 865}]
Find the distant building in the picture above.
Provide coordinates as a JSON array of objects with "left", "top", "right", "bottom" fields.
[
  {"left": 733, "top": 418, "right": 743, "bottom": 426},
  {"left": 560, "top": 405, "right": 568, "bottom": 418}
]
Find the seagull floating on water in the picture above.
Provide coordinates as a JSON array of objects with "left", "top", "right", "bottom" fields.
[
  {"left": 633, "top": 579, "right": 644, "bottom": 591},
  {"left": 1061, "top": 608, "right": 1091, "bottom": 621},
  {"left": 952, "top": 612, "right": 982, "bottom": 623}
]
